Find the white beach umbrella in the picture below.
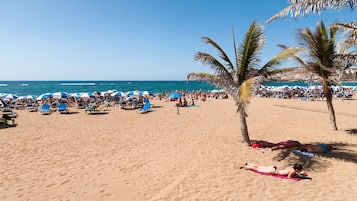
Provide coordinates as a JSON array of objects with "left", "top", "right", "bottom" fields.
[
  {"left": 53, "top": 92, "right": 69, "bottom": 99},
  {"left": 71, "top": 93, "right": 80, "bottom": 97},
  {"left": 26, "top": 95, "right": 37, "bottom": 100}
]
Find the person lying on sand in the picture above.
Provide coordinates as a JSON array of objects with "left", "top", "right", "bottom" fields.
[
  {"left": 240, "top": 163, "right": 305, "bottom": 179},
  {"left": 250, "top": 140, "right": 302, "bottom": 150},
  {"left": 270, "top": 140, "right": 303, "bottom": 151},
  {"left": 250, "top": 140, "right": 278, "bottom": 148},
  {"left": 297, "top": 143, "right": 336, "bottom": 153}
]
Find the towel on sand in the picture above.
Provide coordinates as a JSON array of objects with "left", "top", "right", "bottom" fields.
[
  {"left": 293, "top": 149, "right": 315, "bottom": 157},
  {"left": 250, "top": 170, "right": 312, "bottom": 181}
]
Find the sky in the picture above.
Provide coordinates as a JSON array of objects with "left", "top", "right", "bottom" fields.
[{"left": 0, "top": 0, "right": 355, "bottom": 81}]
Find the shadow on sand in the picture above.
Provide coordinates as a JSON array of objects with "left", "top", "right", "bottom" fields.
[
  {"left": 272, "top": 142, "right": 357, "bottom": 173},
  {"left": 345, "top": 128, "right": 357, "bottom": 135}
]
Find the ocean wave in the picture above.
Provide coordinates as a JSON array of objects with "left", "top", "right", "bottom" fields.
[
  {"left": 0, "top": 84, "right": 8, "bottom": 86},
  {"left": 60, "top": 83, "right": 96, "bottom": 86}
]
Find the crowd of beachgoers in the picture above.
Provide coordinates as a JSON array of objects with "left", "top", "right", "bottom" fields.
[
  {"left": 254, "top": 85, "right": 357, "bottom": 100},
  {"left": 0, "top": 89, "right": 230, "bottom": 116},
  {"left": 1, "top": 84, "right": 356, "bottom": 115}
]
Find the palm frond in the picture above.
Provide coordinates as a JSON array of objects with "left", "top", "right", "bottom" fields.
[
  {"left": 201, "top": 37, "right": 236, "bottom": 73},
  {"left": 335, "top": 53, "right": 357, "bottom": 65},
  {"left": 260, "top": 46, "right": 303, "bottom": 74},
  {"left": 186, "top": 72, "right": 231, "bottom": 89},
  {"left": 267, "top": 0, "right": 356, "bottom": 23},
  {"left": 237, "top": 22, "right": 265, "bottom": 83},
  {"left": 331, "top": 22, "right": 357, "bottom": 46},
  {"left": 194, "top": 52, "right": 235, "bottom": 85},
  {"left": 236, "top": 78, "right": 254, "bottom": 111},
  {"left": 305, "top": 62, "right": 334, "bottom": 79}
]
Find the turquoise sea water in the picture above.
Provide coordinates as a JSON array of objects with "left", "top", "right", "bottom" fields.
[
  {"left": 0, "top": 80, "right": 356, "bottom": 96},
  {"left": 0, "top": 81, "right": 216, "bottom": 96}
]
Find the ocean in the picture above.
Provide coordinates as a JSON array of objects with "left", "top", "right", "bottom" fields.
[
  {"left": 0, "top": 80, "right": 356, "bottom": 97},
  {"left": 0, "top": 81, "right": 216, "bottom": 96}
]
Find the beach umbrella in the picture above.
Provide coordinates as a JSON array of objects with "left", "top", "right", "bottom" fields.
[
  {"left": 53, "top": 92, "right": 69, "bottom": 99},
  {"left": 71, "top": 93, "right": 80, "bottom": 97},
  {"left": 77, "top": 93, "right": 95, "bottom": 99},
  {"left": 211, "top": 89, "right": 220, "bottom": 94},
  {"left": 107, "top": 89, "right": 117, "bottom": 94},
  {"left": 126, "top": 90, "right": 140, "bottom": 96},
  {"left": 1, "top": 93, "right": 19, "bottom": 100},
  {"left": 26, "top": 95, "right": 37, "bottom": 100},
  {"left": 140, "top": 91, "right": 153, "bottom": 96},
  {"left": 111, "top": 91, "right": 126, "bottom": 97},
  {"left": 37, "top": 93, "right": 53, "bottom": 100},
  {"left": 17, "top": 96, "right": 26, "bottom": 100},
  {"left": 170, "top": 93, "right": 182, "bottom": 99}
]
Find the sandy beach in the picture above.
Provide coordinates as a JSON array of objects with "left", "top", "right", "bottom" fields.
[{"left": 1, "top": 97, "right": 357, "bottom": 201}]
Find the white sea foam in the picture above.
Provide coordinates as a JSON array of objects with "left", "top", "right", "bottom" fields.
[{"left": 60, "top": 83, "right": 95, "bottom": 86}]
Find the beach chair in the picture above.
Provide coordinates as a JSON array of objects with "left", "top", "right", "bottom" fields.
[
  {"left": 85, "top": 104, "right": 108, "bottom": 115},
  {"left": 57, "top": 103, "right": 68, "bottom": 113},
  {"left": 137, "top": 99, "right": 151, "bottom": 114},
  {"left": 25, "top": 102, "right": 38, "bottom": 112},
  {"left": 40, "top": 103, "right": 51, "bottom": 115}
]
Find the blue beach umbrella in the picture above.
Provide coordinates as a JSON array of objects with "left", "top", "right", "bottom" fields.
[
  {"left": 37, "top": 93, "right": 53, "bottom": 100},
  {"left": 1, "top": 93, "right": 19, "bottom": 100},
  {"left": 53, "top": 92, "right": 69, "bottom": 99},
  {"left": 111, "top": 91, "right": 126, "bottom": 97},
  {"left": 170, "top": 93, "right": 182, "bottom": 99},
  {"left": 140, "top": 91, "right": 153, "bottom": 96},
  {"left": 126, "top": 90, "right": 140, "bottom": 96}
]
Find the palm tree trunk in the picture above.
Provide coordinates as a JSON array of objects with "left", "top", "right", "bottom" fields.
[
  {"left": 239, "top": 108, "right": 250, "bottom": 146},
  {"left": 326, "top": 98, "right": 338, "bottom": 130},
  {"left": 323, "top": 83, "right": 338, "bottom": 130}
]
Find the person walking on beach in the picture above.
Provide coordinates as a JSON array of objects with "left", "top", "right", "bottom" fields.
[{"left": 240, "top": 163, "right": 305, "bottom": 178}]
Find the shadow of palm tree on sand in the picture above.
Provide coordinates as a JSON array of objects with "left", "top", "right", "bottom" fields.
[{"left": 272, "top": 142, "right": 357, "bottom": 173}]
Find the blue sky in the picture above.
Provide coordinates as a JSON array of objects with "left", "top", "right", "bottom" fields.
[{"left": 0, "top": 0, "right": 355, "bottom": 81}]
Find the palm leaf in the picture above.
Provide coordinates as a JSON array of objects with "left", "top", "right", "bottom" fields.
[
  {"left": 260, "top": 46, "right": 303, "bottom": 75},
  {"left": 331, "top": 22, "right": 357, "bottom": 46},
  {"left": 201, "top": 37, "right": 235, "bottom": 73},
  {"left": 267, "top": 0, "right": 356, "bottom": 23},
  {"left": 236, "top": 78, "right": 254, "bottom": 112},
  {"left": 237, "top": 21, "right": 265, "bottom": 84},
  {"left": 194, "top": 52, "right": 235, "bottom": 85},
  {"left": 186, "top": 72, "right": 229, "bottom": 89}
]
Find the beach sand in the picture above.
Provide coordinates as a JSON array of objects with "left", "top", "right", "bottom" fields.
[{"left": 1, "top": 97, "right": 357, "bottom": 201}]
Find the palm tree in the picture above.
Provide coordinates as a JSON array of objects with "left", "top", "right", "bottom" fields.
[
  {"left": 293, "top": 21, "right": 356, "bottom": 130},
  {"left": 267, "top": 0, "right": 356, "bottom": 46},
  {"left": 189, "top": 21, "right": 301, "bottom": 145}
]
